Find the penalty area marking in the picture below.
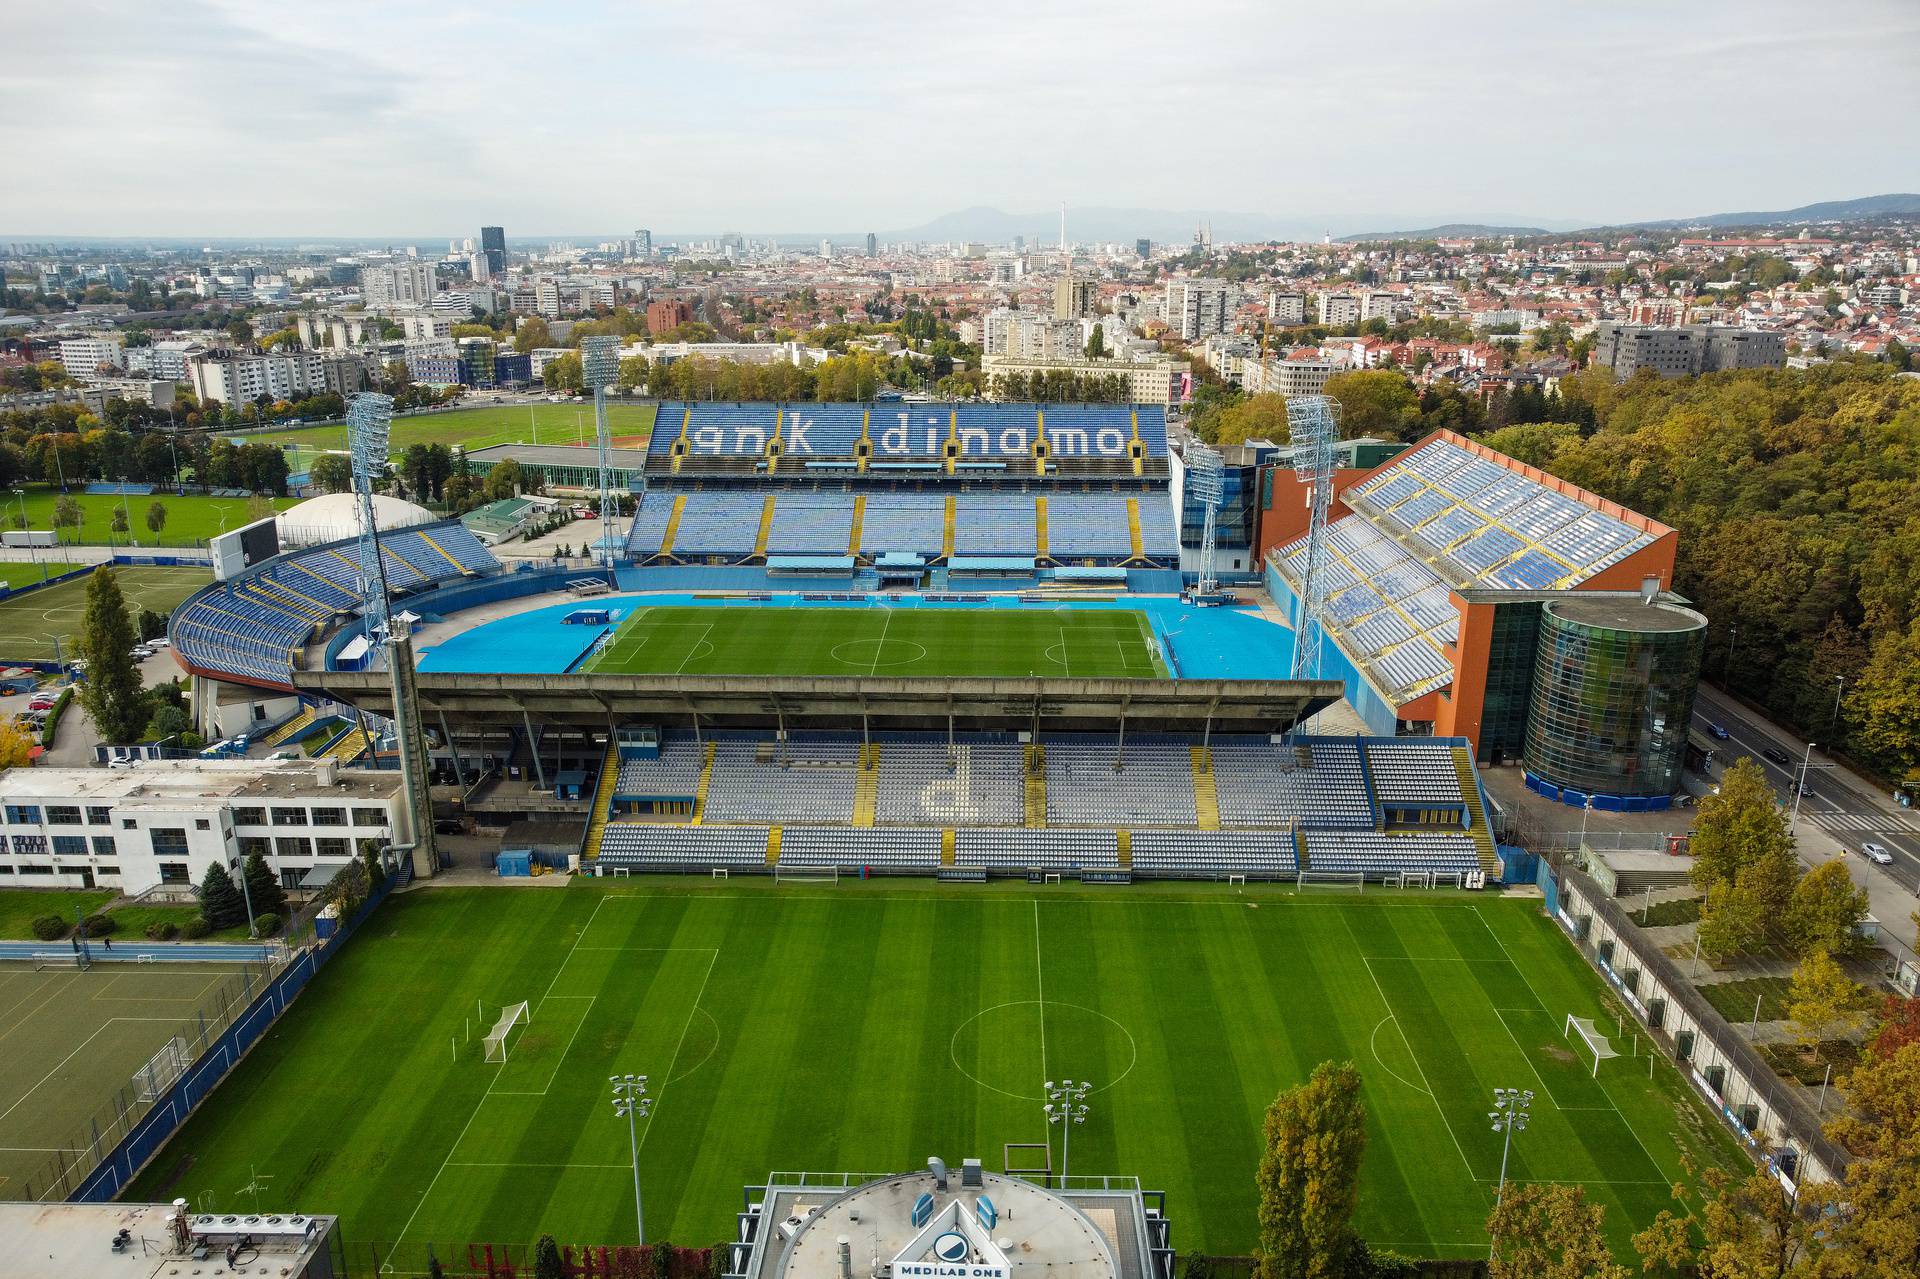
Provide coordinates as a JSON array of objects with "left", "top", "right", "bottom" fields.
[{"left": 948, "top": 999, "right": 1137, "bottom": 1100}]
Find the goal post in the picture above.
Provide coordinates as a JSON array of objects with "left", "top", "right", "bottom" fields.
[
  {"left": 1296, "top": 870, "right": 1365, "bottom": 893},
  {"left": 134, "top": 1036, "right": 193, "bottom": 1101},
  {"left": 1564, "top": 1014, "right": 1620, "bottom": 1077},
  {"left": 773, "top": 864, "right": 840, "bottom": 884},
  {"left": 483, "top": 1001, "right": 530, "bottom": 1063}
]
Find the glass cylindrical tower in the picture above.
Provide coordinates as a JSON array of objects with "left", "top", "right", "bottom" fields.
[{"left": 1524, "top": 596, "right": 1707, "bottom": 799}]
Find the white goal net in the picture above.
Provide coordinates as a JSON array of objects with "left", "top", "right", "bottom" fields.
[
  {"left": 1564, "top": 1014, "right": 1620, "bottom": 1077},
  {"left": 773, "top": 864, "right": 839, "bottom": 883},
  {"left": 483, "top": 1001, "right": 530, "bottom": 1063},
  {"left": 133, "top": 1036, "right": 193, "bottom": 1101},
  {"left": 1296, "top": 870, "right": 1365, "bottom": 893}
]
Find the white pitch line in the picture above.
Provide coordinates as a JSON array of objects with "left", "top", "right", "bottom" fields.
[
  {"left": 870, "top": 609, "right": 893, "bottom": 676},
  {"left": 1033, "top": 898, "right": 1048, "bottom": 1083},
  {"left": 391, "top": 893, "right": 611, "bottom": 1248},
  {"left": 635, "top": 947, "right": 721, "bottom": 1155}
]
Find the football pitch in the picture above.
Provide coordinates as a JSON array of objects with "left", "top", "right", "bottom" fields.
[
  {"left": 0, "top": 959, "right": 267, "bottom": 1198},
  {"left": 244, "top": 401, "right": 659, "bottom": 471},
  {"left": 124, "top": 882, "right": 1743, "bottom": 1261},
  {"left": 0, "top": 565, "right": 211, "bottom": 662},
  {"left": 582, "top": 605, "right": 1168, "bottom": 678}
]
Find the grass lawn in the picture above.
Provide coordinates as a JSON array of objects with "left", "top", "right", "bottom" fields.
[
  {"left": 0, "top": 888, "right": 111, "bottom": 936},
  {"left": 244, "top": 401, "right": 659, "bottom": 470},
  {"left": 125, "top": 881, "right": 1745, "bottom": 1262},
  {"left": 101, "top": 902, "right": 257, "bottom": 943},
  {"left": 584, "top": 605, "right": 1167, "bottom": 678},
  {"left": 0, "top": 561, "right": 83, "bottom": 590},
  {"left": 0, "top": 564, "right": 211, "bottom": 662},
  {"left": 1757, "top": 1038, "right": 1861, "bottom": 1086},
  {"left": 1632, "top": 897, "right": 1702, "bottom": 927},
  {"left": 1698, "top": 975, "right": 1792, "bottom": 1024},
  {"left": 8, "top": 489, "right": 298, "bottom": 548}
]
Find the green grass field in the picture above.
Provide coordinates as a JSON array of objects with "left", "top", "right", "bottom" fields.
[
  {"left": 0, "top": 958, "right": 268, "bottom": 1198},
  {"left": 0, "top": 890, "right": 112, "bottom": 938},
  {"left": 244, "top": 401, "right": 659, "bottom": 472},
  {"left": 0, "top": 565, "right": 210, "bottom": 662},
  {"left": 123, "top": 881, "right": 1743, "bottom": 1262},
  {"left": 0, "top": 561, "right": 82, "bottom": 591},
  {"left": 7, "top": 491, "right": 298, "bottom": 548},
  {"left": 584, "top": 606, "right": 1168, "bottom": 678}
]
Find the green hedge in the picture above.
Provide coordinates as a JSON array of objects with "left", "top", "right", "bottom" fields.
[{"left": 40, "top": 686, "right": 73, "bottom": 748}]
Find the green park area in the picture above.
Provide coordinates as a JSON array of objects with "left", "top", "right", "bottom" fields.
[{"left": 242, "top": 401, "right": 659, "bottom": 473}]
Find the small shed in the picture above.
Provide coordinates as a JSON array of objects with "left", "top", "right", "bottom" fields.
[
  {"left": 496, "top": 850, "right": 533, "bottom": 878},
  {"left": 552, "top": 769, "right": 588, "bottom": 801}
]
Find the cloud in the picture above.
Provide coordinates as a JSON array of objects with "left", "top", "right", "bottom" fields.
[{"left": 3, "top": 0, "right": 1917, "bottom": 236}]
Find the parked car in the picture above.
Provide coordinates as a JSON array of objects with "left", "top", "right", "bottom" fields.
[
  {"left": 1861, "top": 842, "right": 1894, "bottom": 866},
  {"left": 1761, "top": 746, "right": 1792, "bottom": 767}
]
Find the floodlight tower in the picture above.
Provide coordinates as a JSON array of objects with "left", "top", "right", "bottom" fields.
[
  {"left": 1185, "top": 443, "right": 1225, "bottom": 596},
  {"left": 580, "top": 335, "right": 623, "bottom": 583},
  {"left": 1043, "top": 1078, "right": 1092, "bottom": 1185},
  {"left": 1285, "top": 394, "right": 1341, "bottom": 684},
  {"left": 346, "top": 391, "right": 396, "bottom": 646}
]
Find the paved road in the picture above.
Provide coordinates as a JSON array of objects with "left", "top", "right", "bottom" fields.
[{"left": 1692, "top": 683, "right": 1920, "bottom": 902}]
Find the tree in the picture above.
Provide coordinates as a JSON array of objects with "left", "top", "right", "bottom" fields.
[
  {"left": 1786, "top": 859, "right": 1871, "bottom": 957},
  {"left": 1254, "top": 1061, "right": 1366, "bottom": 1279},
  {"left": 484, "top": 458, "right": 524, "bottom": 501},
  {"left": 145, "top": 500, "right": 167, "bottom": 540},
  {"left": 543, "top": 353, "right": 583, "bottom": 392},
  {"left": 245, "top": 494, "right": 274, "bottom": 522},
  {"left": 1634, "top": 1160, "right": 1836, "bottom": 1278},
  {"left": 534, "top": 1234, "right": 565, "bottom": 1279},
  {"left": 1820, "top": 1040, "right": 1920, "bottom": 1275},
  {"left": 1868, "top": 996, "right": 1920, "bottom": 1061},
  {"left": 75, "top": 566, "right": 148, "bottom": 743},
  {"left": 0, "top": 718, "right": 34, "bottom": 771},
  {"left": 51, "top": 494, "right": 83, "bottom": 543},
  {"left": 1086, "top": 324, "right": 1106, "bottom": 359},
  {"left": 514, "top": 317, "right": 554, "bottom": 354},
  {"left": 1689, "top": 757, "right": 1796, "bottom": 919},
  {"left": 309, "top": 455, "right": 352, "bottom": 494},
  {"left": 1851, "top": 620, "right": 1920, "bottom": 778},
  {"left": 1214, "top": 394, "right": 1292, "bottom": 448},
  {"left": 1786, "top": 949, "right": 1872, "bottom": 1048},
  {"left": 242, "top": 849, "right": 289, "bottom": 916},
  {"left": 1696, "top": 872, "right": 1770, "bottom": 961},
  {"left": 110, "top": 505, "right": 129, "bottom": 542},
  {"left": 1486, "top": 1182, "right": 1624, "bottom": 1279},
  {"left": 1322, "top": 369, "right": 1421, "bottom": 441},
  {"left": 146, "top": 704, "right": 189, "bottom": 741},
  {"left": 199, "top": 861, "right": 247, "bottom": 930}
]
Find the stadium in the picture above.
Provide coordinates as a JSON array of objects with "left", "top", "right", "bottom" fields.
[{"left": 166, "top": 398, "right": 1510, "bottom": 888}]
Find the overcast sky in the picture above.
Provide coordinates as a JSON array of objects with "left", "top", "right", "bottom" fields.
[{"left": 5, "top": 0, "right": 1918, "bottom": 239}]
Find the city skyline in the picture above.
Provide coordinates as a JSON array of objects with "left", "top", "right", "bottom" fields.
[{"left": 5, "top": 0, "right": 1918, "bottom": 237}]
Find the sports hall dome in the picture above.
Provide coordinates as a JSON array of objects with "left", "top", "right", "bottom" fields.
[{"left": 274, "top": 493, "right": 435, "bottom": 547}]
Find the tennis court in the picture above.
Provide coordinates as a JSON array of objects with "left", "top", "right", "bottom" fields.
[
  {"left": 0, "top": 565, "right": 210, "bottom": 663},
  {"left": 0, "top": 956, "right": 268, "bottom": 1199}
]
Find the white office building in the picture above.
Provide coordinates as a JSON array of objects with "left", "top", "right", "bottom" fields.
[
  {"left": 0, "top": 759, "right": 398, "bottom": 896},
  {"left": 359, "top": 261, "right": 436, "bottom": 310},
  {"left": 1163, "top": 281, "right": 1231, "bottom": 339},
  {"left": 57, "top": 335, "right": 127, "bottom": 379}
]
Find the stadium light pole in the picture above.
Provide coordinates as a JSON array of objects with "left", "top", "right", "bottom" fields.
[
  {"left": 611, "top": 1074, "right": 651, "bottom": 1247},
  {"left": 1486, "top": 1087, "right": 1532, "bottom": 1260},
  {"left": 1043, "top": 1079, "right": 1091, "bottom": 1186},
  {"left": 1789, "top": 742, "right": 1816, "bottom": 830}
]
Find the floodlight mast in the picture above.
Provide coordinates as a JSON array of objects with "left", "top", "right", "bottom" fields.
[
  {"left": 346, "top": 392, "right": 396, "bottom": 647},
  {"left": 1043, "top": 1078, "right": 1093, "bottom": 1186},
  {"left": 580, "top": 336, "right": 623, "bottom": 584},
  {"left": 1486, "top": 1087, "right": 1533, "bottom": 1260},
  {"left": 1285, "top": 394, "right": 1340, "bottom": 685},
  {"left": 610, "top": 1073, "right": 651, "bottom": 1246},
  {"left": 1186, "top": 444, "right": 1225, "bottom": 596}
]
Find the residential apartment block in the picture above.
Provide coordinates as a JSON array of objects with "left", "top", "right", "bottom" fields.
[{"left": 1589, "top": 323, "right": 1787, "bottom": 379}]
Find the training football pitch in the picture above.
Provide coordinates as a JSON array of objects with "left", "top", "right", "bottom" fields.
[
  {"left": 0, "top": 959, "right": 267, "bottom": 1198},
  {"left": 245, "top": 401, "right": 659, "bottom": 471},
  {"left": 583, "top": 605, "right": 1168, "bottom": 678},
  {"left": 0, "top": 565, "right": 211, "bottom": 662},
  {"left": 124, "top": 882, "right": 1743, "bottom": 1261}
]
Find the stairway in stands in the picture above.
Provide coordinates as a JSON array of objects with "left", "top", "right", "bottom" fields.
[
  {"left": 1034, "top": 497, "right": 1050, "bottom": 560},
  {"left": 1125, "top": 499, "right": 1144, "bottom": 560},
  {"left": 323, "top": 726, "right": 369, "bottom": 762},
  {"left": 765, "top": 827, "right": 783, "bottom": 865},
  {"left": 583, "top": 738, "right": 619, "bottom": 860},
  {"left": 1116, "top": 829, "right": 1132, "bottom": 868},
  {"left": 657, "top": 495, "right": 686, "bottom": 558},
  {"left": 853, "top": 743, "right": 879, "bottom": 827},
  {"left": 691, "top": 741, "right": 716, "bottom": 825},
  {"left": 942, "top": 497, "right": 957, "bottom": 559},
  {"left": 848, "top": 496, "right": 866, "bottom": 556},
  {"left": 753, "top": 496, "right": 777, "bottom": 558},
  {"left": 1451, "top": 746, "right": 1500, "bottom": 875},
  {"left": 262, "top": 706, "right": 317, "bottom": 747},
  {"left": 941, "top": 829, "right": 956, "bottom": 867},
  {"left": 1024, "top": 744, "right": 1047, "bottom": 827},
  {"left": 1189, "top": 746, "right": 1220, "bottom": 829}
]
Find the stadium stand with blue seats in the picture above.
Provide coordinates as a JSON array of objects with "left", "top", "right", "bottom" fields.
[
  {"left": 1208, "top": 737, "right": 1377, "bottom": 829},
  {"left": 857, "top": 495, "right": 948, "bottom": 559},
  {"left": 614, "top": 744, "right": 705, "bottom": 799},
  {"left": 171, "top": 520, "right": 500, "bottom": 686},
  {"left": 767, "top": 494, "right": 856, "bottom": 555},
  {"left": 778, "top": 826, "right": 942, "bottom": 873},
  {"left": 1045, "top": 738, "right": 1198, "bottom": 827},
  {"left": 599, "top": 824, "right": 771, "bottom": 870},
  {"left": 1362, "top": 741, "right": 1463, "bottom": 806},
  {"left": 954, "top": 495, "right": 1038, "bottom": 557},
  {"left": 1127, "top": 830, "right": 1298, "bottom": 878},
  {"left": 872, "top": 736, "right": 1025, "bottom": 826},
  {"left": 955, "top": 828, "right": 1120, "bottom": 872},
  {"left": 699, "top": 735, "right": 860, "bottom": 824}
]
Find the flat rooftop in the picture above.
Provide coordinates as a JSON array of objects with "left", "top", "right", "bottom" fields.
[
  {"left": 1545, "top": 596, "right": 1707, "bottom": 633},
  {"left": 0, "top": 758, "right": 399, "bottom": 803},
  {"left": 0, "top": 1202, "right": 335, "bottom": 1279}
]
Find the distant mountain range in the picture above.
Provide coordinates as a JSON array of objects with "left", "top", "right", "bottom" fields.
[
  {"left": 1336, "top": 223, "right": 1550, "bottom": 243},
  {"left": 1614, "top": 192, "right": 1920, "bottom": 231}
]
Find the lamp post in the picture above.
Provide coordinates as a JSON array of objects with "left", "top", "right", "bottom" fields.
[
  {"left": 1725, "top": 622, "right": 1738, "bottom": 678},
  {"left": 1788, "top": 742, "right": 1816, "bottom": 830},
  {"left": 1830, "top": 676, "right": 1845, "bottom": 730},
  {"left": 1487, "top": 1088, "right": 1533, "bottom": 1259},
  {"left": 611, "top": 1074, "right": 651, "bottom": 1247},
  {"left": 1043, "top": 1079, "right": 1091, "bottom": 1186}
]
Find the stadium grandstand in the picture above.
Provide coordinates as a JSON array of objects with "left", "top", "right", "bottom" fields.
[
  {"left": 168, "top": 401, "right": 1515, "bottom": 884},
  {"left": 1266, "top": 428, "right": 1703, "bottom": 808}
]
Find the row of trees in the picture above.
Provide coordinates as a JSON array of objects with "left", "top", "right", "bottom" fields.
[
  {"left": 988, "top": 370, "right": 1132, "bottom": 403},
  {"left": 0, "top": 419, "right": 292, "bottom": 495},
  {"left": 1254, "top": 1035, "right": 1920, "bottom": 1277}
]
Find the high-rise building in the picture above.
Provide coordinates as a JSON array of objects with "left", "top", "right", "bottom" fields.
[
  {"left": 360, "top": 261, "right": 436, "bottom": 310},
  {"left": 1135, "top": 238, "right": 1152, "bottom": 259},
  {"left": 865, "top": 232, "right": 878, "bottom": 258},
  {"left": 1163, "top": 281, "right": 1230, "bottom": 340},
  {"left": 479, "top": 226, "right": 507, "bottom": 280},
  {"left": 1588, "top": 323, "right": 1786, "bottom": 379},
  {"left": 637, "top": 229, "right": 652, "bottom": 259},
  {"left": 1053, "top": 271, "right": 1095, "bottom": 321},
  {"left": 819, "top": 238, "right": 833, "bottom": 260}
]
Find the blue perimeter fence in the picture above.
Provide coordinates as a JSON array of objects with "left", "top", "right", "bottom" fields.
[{"left": 8, "top": 872, "right": 400, "bottom": 1204}]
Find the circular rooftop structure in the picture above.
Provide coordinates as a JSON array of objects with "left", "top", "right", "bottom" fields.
[{"left": 275, "top": 493, "right": 435, "bottom": 547}]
